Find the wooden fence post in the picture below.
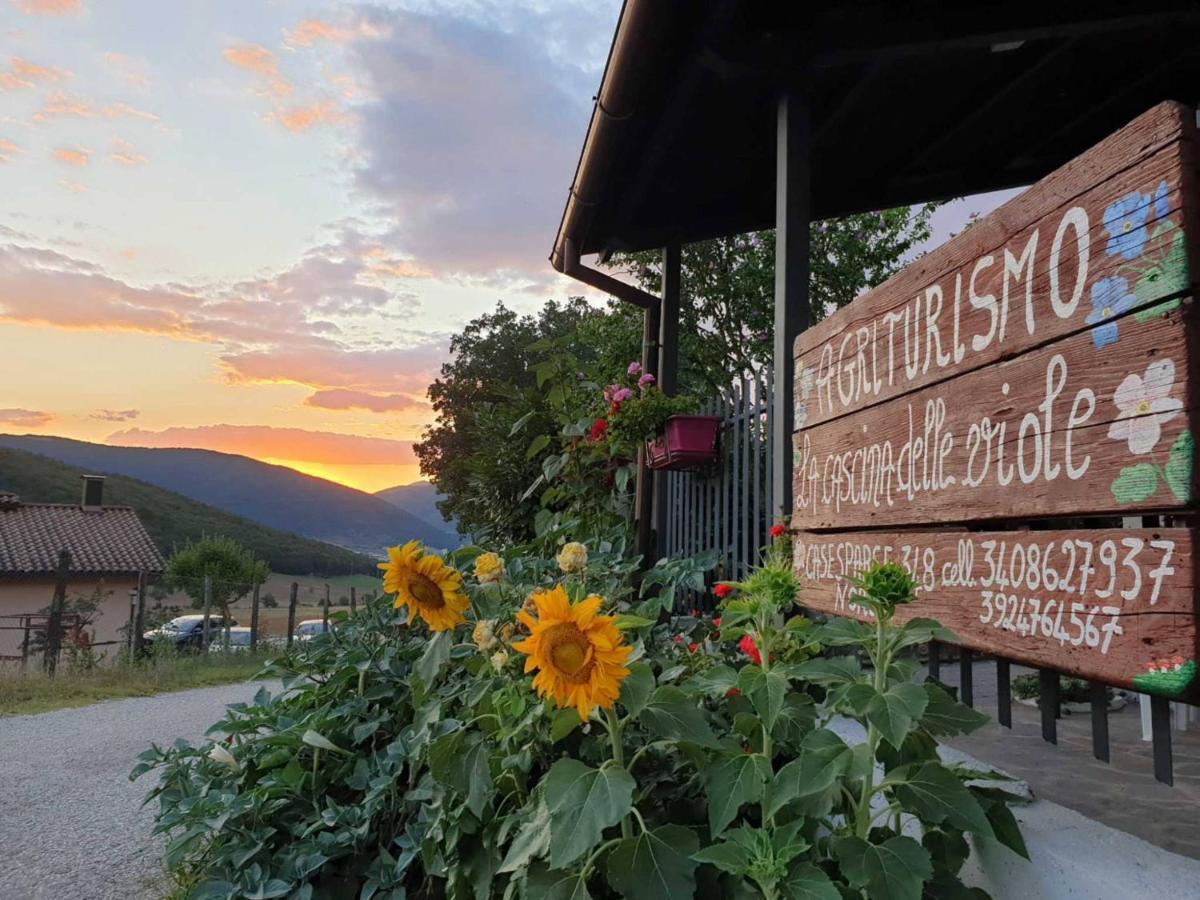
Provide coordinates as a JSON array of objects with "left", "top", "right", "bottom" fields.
[
  {"left": 287, "top": 582, "right": 298, "bottom": 648},
  {"left": 350, "top": 585, "right": 357, "bottom": 614},
  {"left": 44, "top": 549, "right": 70, "bottom": 676},
  {"left": 133, "top": 571, "right": 146, "bottom": 657},
  {"left": 250, "top": 584, "right": 260, "bottom": 651},
  {"left": 201, "top": 574, "right": 212, "bottom": 651}
]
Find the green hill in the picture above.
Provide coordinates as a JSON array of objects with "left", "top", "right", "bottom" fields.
[{"left": 0, "top": 446, "right": 378, "bottom": 576}]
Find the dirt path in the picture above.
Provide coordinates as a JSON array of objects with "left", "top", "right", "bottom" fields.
[{"left": 0, "top": 680, "right": 267, "bottom": 899}]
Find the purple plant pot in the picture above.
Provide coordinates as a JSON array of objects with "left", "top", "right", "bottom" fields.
[{"left": 647, "top": 415, "right": 722, "bottom": 471}]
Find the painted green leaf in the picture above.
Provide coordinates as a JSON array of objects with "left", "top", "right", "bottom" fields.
[
  {"left": 607, "top": 825, "right": 699, "bottom": 900},
  {"left": 639, "top": 686, "right": 722, "bottom": 748},
  {"left": 543, "top": 758, "right": 636, "bottom": 868},
  {"left": 619, "top": 662, "right": 655, "bottom": 718},
  {"left": 781, "top": 862, "right": 841, "bottom": 900},
  {"left": 738, "top": 665, "right": 788, "bottom": 732},
  {"left": 1164, "top": 430, "right": 1193, "bottom": 503},
  {"left": 889, "top": 762, "right": 994, "bottom": 837},
  {"left": 1134, "top": 230, "right": 1188, "bottom": 321},
  {"left": 833, "top": 835, "right": 932, "bottom": 900},
  {"left": 766, "top": 728, "right": 852, "bottom": 819},
  {"left": 1133, "top": 659, "right": 1197, "bottom": 699},
  {"left": 919, "top": 683, "right": 989, "bottom": 737},
  {"left": 867, "top": 682, "right": 929, "bottom": 749},
  {"left": 703, "top": 752, "right": 771, "bottom": 835},
  {"left": 1111, "top": 463, "right": 1160, "bottom": 505}
]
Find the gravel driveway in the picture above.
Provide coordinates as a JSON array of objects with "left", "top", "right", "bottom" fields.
[{"left": 0, "top": 680, "right": 269, "bottom": 900}]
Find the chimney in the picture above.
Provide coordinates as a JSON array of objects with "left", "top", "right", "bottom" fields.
[{"left": 81, "top": 475, "right": 105, "bottom": 509}]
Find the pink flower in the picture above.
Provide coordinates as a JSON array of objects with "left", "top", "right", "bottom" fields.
[
  {"left": 1107, "top": 360, "right": 1182, "bottom": 454},
  {"left": 638, "top": 373, "right": 656, "bottom": 389},
  {"left": 612, "top": 387, "right": 633, "bottom": 403},
  {"left": 627, "top": 361, "right": 642, "bottom": 376}
]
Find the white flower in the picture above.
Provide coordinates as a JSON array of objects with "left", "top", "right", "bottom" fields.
[
  {"left": 489, "top": 649, "right": 509, "bottom": 671},
  {"left": 207, "top": 743, "right": 240, "bottom": 771},
  {"left": 1107, "top": 359, "right": 1182, "bottom": 454}
]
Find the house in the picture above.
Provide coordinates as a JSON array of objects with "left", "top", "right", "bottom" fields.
[{"left": 0, "top": 475, "right": 164, "bottom": 661}]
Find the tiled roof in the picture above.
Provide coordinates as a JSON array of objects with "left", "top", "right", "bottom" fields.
[{"left": 0, "top": 501, "right": 164, "bottom": 577}]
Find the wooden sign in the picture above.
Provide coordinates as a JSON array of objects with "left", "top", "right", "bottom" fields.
[{"left": 793, "top": 529, "right": 1197, "bottom": 697}]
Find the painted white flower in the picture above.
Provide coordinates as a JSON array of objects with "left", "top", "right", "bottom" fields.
[
  {"left": 1107, "top": 359, "right": 1182, "bottom": 454},
  {"left": 799, "top": 366, "right": 814, "bottom": 400}
]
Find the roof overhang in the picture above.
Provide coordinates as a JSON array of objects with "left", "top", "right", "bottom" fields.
[{"left": 552, "top": 1, "right": 1200, "bottom": 271}]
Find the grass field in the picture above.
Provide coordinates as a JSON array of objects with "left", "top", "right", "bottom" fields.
[{"left": 0, "top": 650, "right": 273, "bottom": 717}]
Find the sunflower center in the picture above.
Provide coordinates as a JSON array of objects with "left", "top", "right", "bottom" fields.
[
  {"left": 1135, "top": 399, "right": 1152, "bottom": 416},
  {"left": 545, "top": 623, "right": 593, "bottom": 679},
  {"left": 408, "top": 573, "right": 446, "bottom": 609}
]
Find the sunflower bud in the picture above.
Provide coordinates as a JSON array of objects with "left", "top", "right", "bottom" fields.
[
  {"left": 855, "top": 561, "right": 917, "bottom": 610},
  {"left": 556, "top": 542, "right": 588, "bottom": 574}
]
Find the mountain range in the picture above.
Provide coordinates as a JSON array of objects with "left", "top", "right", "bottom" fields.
[{"left": 0, "top": 434, "right": 458, "bottom": 557}]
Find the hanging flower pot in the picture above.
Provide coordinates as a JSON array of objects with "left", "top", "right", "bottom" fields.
[{"left": 647, "top": 414, "right": 722, "bottom": 471}]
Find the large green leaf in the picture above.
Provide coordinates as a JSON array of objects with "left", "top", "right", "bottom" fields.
[
  {"left": 795, "top": 656, "right": 862, "bottom": 685},
  {"left": 640, "top": 686, "right": 721, "bottom": 748},
  {"left": 414, "top": 630, "right": 451, "bottom": 686},
  {"left": 982, "top": 798, "right": 1030, "bottom": 860},
  {"left": 773, "top": 692, "right": 818, "bottom": 745},
  {"left": 891, "top": 618, "right": 959, "bottom": 651},
  {"left": 703, "top": 752, "right": 771, "bottom": 835},
  {"left": 781, "top": 862, "right": 841, "bottom": 900},
  {"left": 498, "top": 803, "right": 551, "bottom": 873},
  {"left": 814, "top": 617, "right": 873, "bottom": 647},
  {"left": 1164, "top": 430, "right": 1193, "bottom": 503},
  {"left": 889, "top": 763, "right": 993, "bottom": 837},
  {"left": 738, "top": 665, "right": 788, "bottom": 732},
  {"left": 766, "top": 728, "right": 852, "bottom": 819},
  {"left": 543, "top": 759, "right": 636, "bottom": 868},
  {"left": 525, "top": 862, "right": 592, "bottom": 900},
  {"left": 919, "top": 683, "right": 989, "bottom": 737},
  {"left": 866, "top": 682, "right": 928, "bottom": 749},
  {"left": 833, "top": 835, "right": 932, "bottom": 900},
  {"left": 428, "top": 731, "right": 495, "bottom": 817},
  {"left": 619, "top": 662, "right": 655, "bottom": 718},
  {"left": 690, "top": 841, "right": 751, "bottom": 875},
  {"left": 607, "top": 825, "right": 699, "bottom": 899},
  {"left": 684, "top": 664, "right": 739, "bottom": 697}
]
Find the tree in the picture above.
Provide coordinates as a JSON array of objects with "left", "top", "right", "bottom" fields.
[
  {"left": 164, "top": 536, "right": 269, "bottom": 643},
  {"left": 415, "top": 300, "right": 621, "bottom": 545}
]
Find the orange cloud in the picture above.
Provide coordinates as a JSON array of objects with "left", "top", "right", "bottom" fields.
[
  {"left": 107, "top": 424, "right": 417, "bottom": 466},
  {"left": 102, "top": 101, "right": 158, "bottom": 121},
  {"left": 273, "top": 99, "right": 347, "bottom": 133},
  {"left": 110, "top": 136, "right": 146, "bottom": 166},
  {"left": 0, "top": 408, "right": 54, "bottom": 427},
  {"left": 223, "top": 43, "right": 291, "bottom": 98},
  {"left": 90, "top": 408, "right": 139, "bottom": 422},
  {"left": 102, "top": 52, "right": 149, "bottom": 88},
  {"left": 52, "top": 145, "right": 90, "bottom": 166},
  {"left": 0, "top": 138, "right": 19, "bottom": 162},
  {"left": 13, "top": 0, "right": 80, "bottom": 14},
  {"left": 33, "top": 89, "right": 92, "bottom": 119},
  {"left": 362, "top": 247, "right": 432, "bottom": 279},
  {"left": 57, "top": 178, "right": 86, "bottom": 193},
  {"left": 1, "top": 56, "right": 70, "bottom": 91},
  {"left": 283, "top": 17, "right": 385, "bottom": 47},
  {"left": 305, "top": 389, "right": 422, "bottom": 413}
]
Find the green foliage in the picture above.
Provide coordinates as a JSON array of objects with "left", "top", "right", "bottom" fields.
[
  {"left": 0, "top": 446, "right": 375, "bottom": 575},
  {"left": 165, "top": 536, "right": 270, "bottom": 618},
  {"left": 135, "top": 552, "right": 1024, "bottom": 899}
]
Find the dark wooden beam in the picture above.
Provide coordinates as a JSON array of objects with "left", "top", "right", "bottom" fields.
[
  {"left": 772, "top": 91, "right": 811, "bottom": 521},
  {"left": 636, "top": 292, "right": 663, "bottom": 566},
  {"left": 653, "top": 243, "right": 682, "bottom": 558}
]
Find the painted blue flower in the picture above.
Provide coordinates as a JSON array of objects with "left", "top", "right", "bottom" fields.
[
  {"left": 1085, "top": 276, "right": 1136, "bottom": 348},
  {"left": 1103, "top": 190, "right": 1151, "bottom": 259},
  {"left": 1153, "top": 179, "right": 1170, "bottom": 221}
]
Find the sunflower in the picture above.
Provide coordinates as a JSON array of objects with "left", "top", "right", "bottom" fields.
[
  {"left": 378, "top": 540, "right": 470, "bottom": 632},
  {"left": 512, "top": 586, "right": 631, "bottom": 719}
]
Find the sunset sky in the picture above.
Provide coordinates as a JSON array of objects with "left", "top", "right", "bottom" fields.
[
  {"left": 0, "top": 0, "right": 624, "bottom": 492},
  {"left": 0, "top": 1, "right": 1008, "bottom": 495}
]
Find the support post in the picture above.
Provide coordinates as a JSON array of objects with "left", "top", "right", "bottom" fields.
[
  {"left": 635, "top": 290, "right": 663, "bottom": 567},
  {"left": 133, "top": 571, "right": 146, "bottom": 657},
  {"left": 350, "top": 585, "right": 357, "bottom": 614},
  {"left": 201, "top": 575, "right": 212, "bottom": 651},
  {"left": 287, "top": 582, "right": 298, "bottom": 648},
  {"left": 772, "top": 91, "right": 812, "bottom": 522},
  {"left": 654, "top": 242, "right": 682, "bottom": 556},
  {"left": 44, "top": 549, "right": 70, "bottom": 675},
  {"left": 322, "top": 583, "right": 331, "bottom": 633},
  {"left": 250, "top": 584, "right": 260, "bottom": 651}
]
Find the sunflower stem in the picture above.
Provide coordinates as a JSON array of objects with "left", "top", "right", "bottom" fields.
[{"left": 604, "top": 706, "right": 632, "bottom": 839}]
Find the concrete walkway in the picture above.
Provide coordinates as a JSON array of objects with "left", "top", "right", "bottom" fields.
[
  {"left": 0, "top": 680, "right": 267, "bottom": 900},
  {"left": 934, "top": 659, "right": 1200, "bottom": 860}
]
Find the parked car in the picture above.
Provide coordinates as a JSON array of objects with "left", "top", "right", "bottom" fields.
[
  {"left": 207, "top": 626, "right": 253, "bottom": 652},
  {"left": 294, "top": 619, "right": 333, "bottom": 642},
  {"left": 143, "top": 614, "right": 238, "bottom": 650}
]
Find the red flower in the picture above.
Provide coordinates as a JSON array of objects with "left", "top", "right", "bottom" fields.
[
  {"left": 588, "top": 418, "right": 608, "bottom": 442},
  {"left": 739, "top": 633, "right": 762, "bottom": 666},
  {"left": 713, "top": 584, "right": 732, "bottom": 599},
  {"left": 690, "top": 608, "right": 699, "bottom": 617},
  {"left": 726, "top": 687, "right": 741, "bottom": 698},
  {"left": 712, "top": 617, "right": 722, "bottom": 628},
  {"left": 672, "top": 634, "right": 682, "bottom": 644},
  {"left": 770, "top": 524, "right": 787, "bottom": 539},
  {"left": 688, "top": 642, "right": 699, "bottom": 653}
]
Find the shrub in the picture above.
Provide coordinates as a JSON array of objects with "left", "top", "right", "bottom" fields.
[{"left": 134, "top": 541, "right": 1026, "bottom": 899}]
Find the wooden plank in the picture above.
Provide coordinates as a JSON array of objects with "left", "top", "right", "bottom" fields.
[
  {"left": 793, "top": 528, "right": 1198, "bottom": 696},
  {"left": 792, "top": 301, "right": 1196, "bottom": 529},
  {"left": 793, "top": 101, "right": 1198, "bottom": 431}
]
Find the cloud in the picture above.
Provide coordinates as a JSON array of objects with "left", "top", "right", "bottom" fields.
[
  {"left": 1, "top": 56, "right": 71, "bottom": 91},
  {"left": 272, "top": 99, "right": 348, "bottom": 133},
  {"left": 0, "top": 408, "right": 54, "bottom": 427},
  {"left": 13, "top": 0, "right": 80, "bottom": 14},
  {"left": 220, "top": 342, "right": 446, "bottom": 394},
  {"left": 57, "top": 178, "right": 85, "bottom": 193},
  {"left": 102, "top": 101, "right": 157, "bottom": 121},
  {"left": 304, "top": 389, "right": 422, "bottom": 413},
  {"left": 102, "top": 52, "right": 150, "bottom": 88},
  {"left": 0, "top": 138, "right": 19, "bottom": 162},
  {"left": 344, "top": 2, "right": 617, "bottom": 280},
  {"left": 107, "top": 424, "right": 417, "bottom": 465},
  {"left": 31, "top": 89, "right": 158, "bottom": 123},
  {"left": 223, "top": 43, "right": 291, "bottom": 98},
  {"left": 90, "top": 408, "right": 139, "bottom": 422},
  {"left": 110, "top": 136, "right": 146, "bottom": 166},
  {"left": 284, "top": 17, "right": 386, "bottom": 48},
  {"left": 52, "top": 145, "right": 90, "bottom": 166}
]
